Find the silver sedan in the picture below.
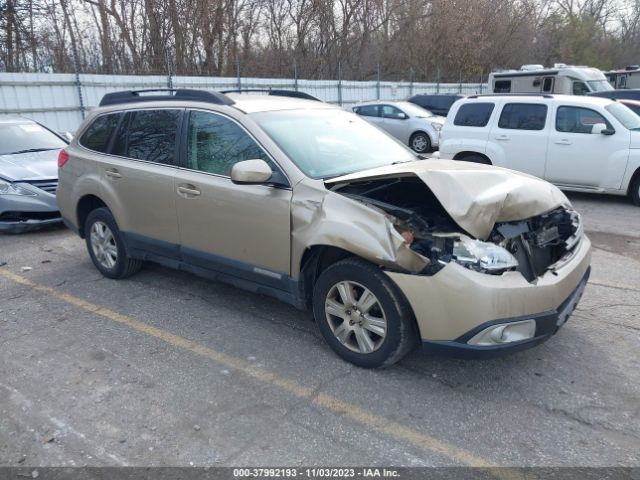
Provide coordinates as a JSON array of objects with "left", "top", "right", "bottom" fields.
[
  {"left": 351, "top": 101, "right": 445, "bottom": 153},
  {"left": 0, "top": 117, "right": 67, "bottom": 233}
]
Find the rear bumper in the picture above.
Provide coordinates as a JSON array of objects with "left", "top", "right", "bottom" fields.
[{"left": 421, "top": 267, "right": 590, "bottom": 359}]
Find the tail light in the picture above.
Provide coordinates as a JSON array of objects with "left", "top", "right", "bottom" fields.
[{"left": 58, "top": 149, "right": 69, "bottom": 168}]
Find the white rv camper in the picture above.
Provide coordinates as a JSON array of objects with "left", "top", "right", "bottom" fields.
[
  {"left": 605, "top": 65, "right": 640, "bottom": 89},
  {"left": 488, "top": 64, "right": 613, "bottom": 95}
]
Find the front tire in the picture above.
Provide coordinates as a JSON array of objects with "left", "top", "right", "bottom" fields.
[
  {"left": 85, "top": 208, "right": 142, "bottom": 279},
  {"left": 312, "top": 258, "right": 418, "bottom": 368},
  {"left": 410, "top": 132, "right": 431, "bottom": 153}
]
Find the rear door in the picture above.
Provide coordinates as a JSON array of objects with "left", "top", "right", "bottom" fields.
[
  {"left": 174, "top": 109, "right": 292, "bottom": 285},
  {"left": 545, "top": 105, "right": 630, "bottom": 188},
  {"left": 98, "top": 108, "right": 182, "bottom": 256},
  {"left": 441, "top": 102, "right": 495, "bottom": 158},
  {"left": 488, "top": 102, "right": 549, "bottom": 177},
  {"left": 354, "top": 105, "right": 384, "bottom": 128}
]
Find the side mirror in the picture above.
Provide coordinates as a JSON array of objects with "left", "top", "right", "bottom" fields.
[
  {"left": 60, "top": 131, "right": 74, "bottom": 142},
  {"left": 398, "top": 112, "right": 408, "bottom": 120},
  {"left": 591, "top": 123, "right": 614, "bottom": 135},
  {"left": 230, "top": 159, "right": 273, "bottom": 184}
]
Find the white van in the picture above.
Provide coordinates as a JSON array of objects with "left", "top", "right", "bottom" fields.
[
  {"left": 439, "top": 94, "right": 640, "bottom": 205},
  {"left": 488, "top": 64, "right": 613, "bottom": 95}
]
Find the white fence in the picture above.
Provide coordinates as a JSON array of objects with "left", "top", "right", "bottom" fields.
[{"left": 0, "top": 72, "right": 487, "bottom": 132}]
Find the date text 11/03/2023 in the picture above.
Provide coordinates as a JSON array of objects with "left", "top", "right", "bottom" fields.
[{"left": 233, "top": 468, "right": 400, "bottom": 477}]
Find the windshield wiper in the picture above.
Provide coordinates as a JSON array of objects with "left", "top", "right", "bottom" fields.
[{"left": 8, "top": 148, "right": 57, "bottom": 155}]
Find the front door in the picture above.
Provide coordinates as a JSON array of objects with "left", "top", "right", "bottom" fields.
[
  {"left": 380, "top": 105, "right": 409, "bottom": 143},
  {"left": 174, "top": 109, "right": 292, "bottom": 286},
  {"left": 545, "top": 105, "right": 629, "bottom": 188}
]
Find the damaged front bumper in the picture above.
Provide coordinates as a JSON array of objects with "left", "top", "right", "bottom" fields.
[
  {"left": 385, "top": 235, "right": 591, "bottom": 358},
  {"left": 0, "top": 189, "right": 62, "bottom": 233}
]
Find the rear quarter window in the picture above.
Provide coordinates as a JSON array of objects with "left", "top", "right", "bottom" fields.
[
  {"left": 79, "top": 113, "right": 122, "bottom": 153},
  {"left": 453, "top": 103, "right": 495, "bottom": 127}
]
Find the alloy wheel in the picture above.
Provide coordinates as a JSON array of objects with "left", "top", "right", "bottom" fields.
[
  {"left": 412, "top": 135, "right": 428, "bottom": 152},
  {"left": 90, "top": 221, "right": 118, "bottom": 269},
  {"left": 324, "top": 280, "right": 387, "bottom": 354}
]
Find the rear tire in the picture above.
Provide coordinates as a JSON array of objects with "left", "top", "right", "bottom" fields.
[
  {"left": 410, "top": 132, "right": 431, "bottom": 153},
  {"left": 85, "top": 208, "right": 142, "bottom": 279},
  {"left": 312, "top": 257, "right": 418, "bottom": 368},
  {"left": 460, "top": 153, "right": 491, "bottom": 165},
  {"left": 630, "top": 173, "right": 640, "bottom": 206}
]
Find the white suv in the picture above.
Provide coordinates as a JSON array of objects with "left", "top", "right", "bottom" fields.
[{"left": 439, "top": 94, "right": 640, "bottom": 205}]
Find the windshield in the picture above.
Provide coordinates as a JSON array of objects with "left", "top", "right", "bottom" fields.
[
  {"left": 252, "top": 109, "right": 417, "bottom": 179},
  {"left": 0, "top": 122, "right": 66, "bottom": 155},
  {"left": 587, "top": 80, "right": 614, "bottom": 92},
  {"left": 605, "top": 103, "right": 640, "bottom": 131},
  {"left": 396, "top": 102, "right": 435, "bottom": 117}
]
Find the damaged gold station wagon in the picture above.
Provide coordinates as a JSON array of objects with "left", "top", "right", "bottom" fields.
[{"left": 57, "top": 89, "right": 591, "bottom": 368}]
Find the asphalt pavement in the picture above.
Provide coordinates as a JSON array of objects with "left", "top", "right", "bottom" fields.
[{"left": 0, "top": 192, "right": 639, "bottom": 469}]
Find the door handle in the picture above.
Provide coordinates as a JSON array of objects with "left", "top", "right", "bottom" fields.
[
  {"left": 555, "top": 139, "right": 572, "bottom": 145},
  {"left": 495, "top": 134, "right": 510, "bottom": 141},
  {"left": 105, "top": 168, "right": 121, "bottom": 179},
  {"left": 177, "top": 184, "right": 201, "bottom": 197}
]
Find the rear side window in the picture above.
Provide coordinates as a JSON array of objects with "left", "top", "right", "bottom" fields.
[
  {"left": 186, "top": 111, "right": 269, "bottom": 176},
  {"left": 454, "top": 103, "right": 495, "bottom": 127},
  {"left": 80, "top": 113, "right": 121, "bottom": 153},
  {"left": 355, "top": 105, "right": 380, "bottom": 117},
  {"left": 111, "top": 110, "right": 182, "bottom": 165},
  {"left": 498, "top": 103, "right": 547, "bottom": 130}
]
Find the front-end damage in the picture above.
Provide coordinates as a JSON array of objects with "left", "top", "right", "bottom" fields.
[{"left": 290, "top": 159, "right": 591, "bottom": 354}]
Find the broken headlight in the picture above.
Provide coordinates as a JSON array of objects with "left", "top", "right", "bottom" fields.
[
  {"left": 0, "top": 179, "right": 36, "bottom": 196},
  {"left": 452, "top": 237, "right": 518, "bottom": 274}
]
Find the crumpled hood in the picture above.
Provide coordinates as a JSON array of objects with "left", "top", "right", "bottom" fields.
[
  {"left": 0, "top": 149, "right": 60, "bottom": 181},
  {"left": 326, "top": 159, "right": 571, "bottom": 239}
]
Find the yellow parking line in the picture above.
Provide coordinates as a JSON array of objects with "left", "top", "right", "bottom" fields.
[{"left": 1, "top": 268, "right": 518, "bottom": 475}]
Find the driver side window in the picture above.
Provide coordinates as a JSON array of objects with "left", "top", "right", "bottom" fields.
[
  {"left": 572, "top": 82, "right": 589, "bottom": 95},
  {"left": 556, "top": 106, "right": 611, "bottom": 134},
  {"left": 187, "top": 111, "right": 270, "bottom": 176},
  {"left": 381, "top": 105, "right": 405, "bottom": 119}
]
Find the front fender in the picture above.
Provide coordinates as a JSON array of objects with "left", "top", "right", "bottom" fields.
[{"left": 290, "top": 180, "right": 429, "bottom": 278}]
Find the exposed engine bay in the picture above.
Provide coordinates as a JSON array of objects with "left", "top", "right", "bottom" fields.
[{"left": 334, "top": 177, "right": 582, "bottom": 282}]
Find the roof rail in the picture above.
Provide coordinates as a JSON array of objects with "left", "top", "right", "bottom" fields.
[
  {"left": 467, "top": 93, "right": 554, "bottom": 99},
  {"left": 99, "top": 89, "right": 235, "bottom": 107},
  {"left": 220, "top": 88, "right": 322, "bottom": 102}
]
